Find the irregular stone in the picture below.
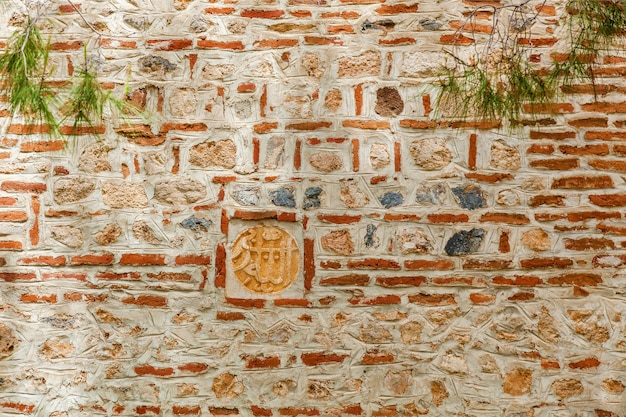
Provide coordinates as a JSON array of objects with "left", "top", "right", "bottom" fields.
[
  {"left": 438, "top": 352, "right": 469, "bottom": 374},
  {"left": 369, "top": 143, "right": 390, "bottom": 169},
  {"left": 364, "top": 224, "right": 379, "bottom": 248},
  {"left": 273, "top": 380, "right": 296, "bottom": 397},
  {"left": 140, "top": 55, "right": 176, "bottom": 75},
  {"left": 95, "top": 223, "right": 123, "bottom": 246},
  {"left": 302, "top": 53, "right": 322, "bottom": 78},
  {"left": 40, "top": 339, "right": 74, "bottom": 359},
  {"left": 497, "top": 189, "right": 520, "bottom": 206},
  {"left": 521, "top": 229, "right": 550, "bottom": 251},
  {"left": 379, "top": 191, "right": 403, "bottom": 209},
  {"left": 142, "top": 152, "right": 166, "bottom": 175},
  {"left": 401, "top": 51, "right": 449, "bottom": 77},
  {"left": 479, "top": 355, "right": 500, "bottom": 373},
  {"left": 431, "top": 380, "right": 448, "bottom": 407},
  {"left": 232, "top": 185, "right": 260, "bottom": 206},
  {"left": 189, "top": 16, "right": 210, "bottom": 32},
  {"left": 269, "top": 187, "right": 296, "bottom": 208},
  {"left": 397, "top": 229, "right": 431, "bottom": 254},
  {"left": 51, "top": 225, "right": 83, "bottom": 249},
  {"left": 284, "top": 94, "right": 313, "bottom": 118},
  {"left": 307, "top": 380, "right": 331, "bottom": 399},
  {"left": 53, "top": 177, "right": 96, "bottom": 204},
  {"left": 503, "top": 368, "right": 532, "bottom": 396},
  {"left": 124, "top": 15, "right": 149, "bottom": 31},
  {"left": 154, "top": 178, "right": 206, "bottom": 206},
  {"left": 78, "top": 143, "right": 112, "bottom": 173},
  {"left": 41, "top": 314, "right": 79, "bottom": 329},
  {"left": 420, "top": 18, "right": 442, "bottom": 30},
  {"left": 264, "top": 137, "right": 285, "bottom": 170},
  {"left": 491, "top": 141, "right": 521, "bottom": 171},
  {"left": 321, "top": 229, "right": 354, "bottom": 256},
  {"left": 552, "top": 379, "right": 583, "bottom": 399},
  {"left": 338, "top": 51, "right": 381, "bottom": 77},
  {"left": 359, "top": 325, "right": 392, "bottom": 343},
  {"left": 180, "top": 215, "right": 212, "bottom": 232},
  {"left": 0, "top": 324, "right": 18, "bottom": 358},
  {"left": 230, "top": 98, "right": 253, "bottom": 119},
  {"left": 400, "top": 322, "right": 422, "bottom": 344},
  {"left": 415, "top": 184, "right": 446, "bottom": 205},
  {"left": 340, "top": 183, "right": 370, "bottom": 208},
  {"left": 132, "top": 221, "right": 161, "bottom": 244},
  {"left": 538, "top": 307, "right": 560, "bottom": 343},
  {"left": 212, "top": 373, "right": 244, "bottom": 399},
  {"left": 568, "top": 311, "right": 610, "bottom": 343},
  {"left": 324, "top": 89, "right": 342, "bottom": 111},
  {"left": 310, "top": 152, "right": 342, "bottom": 172},
  {"left": 384, "top": 370, "right": 413, "bottom": 395},
  {"left": 602, "top": 379, "right": 625, "bottom": 394},
  {"left": 201, "top": 63, "right": 235, "bottom": 80},
  {"left": 375, "top": 87, "right": 404, "bottom": 117},
  {"left": 452, "top": 185, "right": 487, "bottom": 210},
  {"left": 445, "top": 229, "right": 485, "bottom": 256},
  {"left": 303, "top": 187, "right": 323, "bottom": 209},
  {"left": 410, "top": 138, "right": 452, "bottom": 170},
  {"left": 190, "top": 140, "right": 237, "bottom": 169},
  {"left": 102, "top": 182, "right": 149, "bottom": 208}
]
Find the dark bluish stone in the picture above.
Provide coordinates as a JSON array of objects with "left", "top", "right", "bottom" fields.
[
  {"left": 420, "top": 18, "right": 442, "bottom": 31},
  {"left": 269, "top": 187, "right": 296, "bottom": 208},
  {"left": 180, "top": 215, "right": 212, "bottom": 231},
  {"left": 452, "top": 185, "right": 486, "bottom": 210},
  {"left": 445, "top": 228, "right": 485, "bottom": 256},
  {"left": 415, "top": 183, "right": 446, "bottom": 205},
  {"left": 365, "top": 224, "right": 378, "bottom": 248},
  {"left": 379, "top": 191, "right": 403, "bottom": 209},
  {"left": 303, "top": 187, "right": 323, "bottom": 209}
]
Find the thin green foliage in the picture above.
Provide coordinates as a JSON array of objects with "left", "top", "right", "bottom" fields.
[{"left": 0, "top": 19, "right": 58, "bottom": 132}]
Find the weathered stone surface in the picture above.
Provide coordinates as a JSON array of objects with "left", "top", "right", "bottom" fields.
[
  {"left": 269, "top": 187, "right": 296, "bottom": 207},
  {"left": 375, "top": 87, "right": 404, "bottom": 117},
  {"left": 95, "top": 223, "right": 123, "bottom": 246},
  {"left": 201, "top": 63, "right": 235, "bottom": 80},
  {"left": 497, "top": 189, "right": 521, "bottom": 206},
  {"left": 140, "top": 55, "right": 176, "bottom": 75},
  {"left": 0, "top": 324, "right": 18, "bottom": 358},
  {"left": 303, "top": 187, "right": 323, "bottom": 209},
  {"left": 324, "top": 89, "right": 342, "bottom": 111},
  {"left": 154, "top": 178, "right": 206, "bottom": 206},
  {"left": 438, "top": 352, "right": 468, "bottom": 374},
  {"left": 452, "top": 185, "right": 487, "bottom": 210},
  {"left": 232, "top": 185, "right": 260, "bottom": 206},
  {"left": 384, "top": 370, "right": 413, "bottom": 395},
  {"left": 415, "top": 184, "right": 446, "bottom": 205},
  {"left": 212, "top": 373, "right": 244, "bottom": 399},
  {"left": 379, "top": 191, "right": 403, "bottom": 209},
  {"left": 445, "top": 229, "right": 485, "bottom": 255},
  {"left": 53, "top": 177, "right": 96, "bottom": 204},
  {"left": 340, "top": 183, "right": 369, "bottom": 208},
  {"left": 189, "top": 140, "right": 237, "bottom": 169},
  {"left": 51, "top": 225, "right": 83, "bottom": 248},
  {"left": 364, "top": 224, "right": 379, "bottom": 248},
  {"left": 369, "top": 143, "right": 390, "bottom": 170},
  {"left": 400, "top": 322, "right": 422, "bottom": 344},
  {"left": 521, "top": 229, "right": 551, "bottom": 251},
  {"left": 132, "top": 221, "right": 161, "bottom": 244},
  {"left": 503, "top": 368, "right": 532, "bottom": 396},
  {"left": 397, "top": 229, "right": 431, "bottom": 254},
  {"left": 321, "top": 229, "right": 354, "bottom": 255},
  {"left": 78, "top": 143, "right": 112, "bottom": 173},
  {"left": 40, "top": 339, "right": 74, "bottom": 359},
  {"left": 491, "top": 141, "right": 521, "bottom": 170},
  {"left": 410, "top": 139, "right": 452, "bottom": 170},
  {"left": 552, "top": 379, "right": 584, "bottom": 399},
  {"left": 431, "top": 380, "right": 448, "bottom": 407},
  {"left": 264, "top": 137, "right": 285, "bottom": 170},
  {"left": 102, "top": 182, "right": 149, "bottom": 208},
  {"left": 338, "top": 51, "right": 381, "bottom": 77},
  {"left": 310, "top": 152, "right": 342, "bottom": 172},
  {"left": 180, "top": 215, "right": 212, "bottom": 231}
]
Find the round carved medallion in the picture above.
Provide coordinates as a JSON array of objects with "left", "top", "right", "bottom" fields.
[{"left": 231, "top": 225, "right": 300, "bottom": 294}]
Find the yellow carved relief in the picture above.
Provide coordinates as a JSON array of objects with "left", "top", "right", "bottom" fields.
[{"left": 231, "top": 225, "right": 300, "bottom": 294}]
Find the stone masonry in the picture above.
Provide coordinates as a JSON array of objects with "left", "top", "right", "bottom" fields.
[{"left": 0, "top": 0, "right": 625, "bottom": 416}]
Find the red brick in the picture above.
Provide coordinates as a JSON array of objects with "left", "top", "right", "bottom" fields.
[
  {"left": 286, "top": 121, "right": 332, "bottom": 130},
  {"left": 255, "top": 39, "right": 299, "bottom": 48},
  {"left": 0, "top": 402, "right": 35, "bottom": 414},
  {"left": 198, "top": 40, "right": 245, "bottom": 50},
  {"left": 216, "top": 311, "right": 246, "bottom": 321},
  {"left": 529, "top": 158, "right": 579, "bottom": 170},
  {"left": 21, "top": 293, "right": 57, "bottom": 303},
  {"left": 42, "top": 273, "right": 87, "bottom": 281},
  {"left": 178, "top": 363, "right": 208, "bottom": 373},
  {"left": 304, "top": 36, "right": 342, "bottom": 45},
  {"left": 589, "top": 159, "right": 626, "bottom": 173},
  {"left": 492, "top": 275, "right": 543, "bottom": 286},
  {"left": 529, "top": 195, "right": 565, "bottom": 207},
  {"left": 520, "top": 257, "right": 573, "bottom": 269},
  {"left": 242, "top": 9, "right": 284, "bottom": 18},
  {"left": 0, "top": 211, "right": 28, "bottom": 222},
  {"left": 245, "top": 355, "right": 281, "bottom": 369},
  {"left": 301, "top": 352, "right": 348, "bottom": 366},
  {"left": 0, "top": 240, "right": 23, "bottom": 251},
  {"left": 567, "top": 117, "right": 608, "bottom": 128},
  {"left": 226, "top": 298, "right": 265, "bottom": 308},
  {"left": 547, "top": 273, "right": 602, "bottom": 286},
  {"left": 7, "top": 124, "right": 51, "bottom": 134},
  {"left": 50, "top": 41, "right": 83, "bottom": 50},
  {"left": 559, "top": 144, "right": 609, "bottom": 155},
  {"left": 408, "top": 293, "right": 456, "bottom": 305},
  {"left": 581, "top": 101, "right": 626, "bottom": 113},
  {"left": 470, "top": 293, "right": 495, "bottom": 304},
  {"left": 136, "top": 406, "right": 161, "bottom": 415},
  {"left": 517, "top": 37, "right": 558, "bottom": 47},
  {"left": 564, "top": 238, "right": 615, "bottom": 251},
  {"left": 210, "top": 407, "right": 238, "bottom": 416},
  {"left": 20, "top": 140, "right": 65, "bottom": 152},
  {"left": 597, "top": 223, "right": 626, "bottom": 235},
  {"left": 96, "top": 272, "right": 140, "bottom": 280},
  {"left": 0, "top": 197, "right": 17, "bottom": 207},
  {"left": 134, "top": 365, "right": 174, "bottom": 376},
  {"left": 552, "top": 176, "right": 613, "bottom": 189},
  {"left": 205, "top": 7, "right": 236, "bottom": 14},
  {"left": 160, "top": 123, "right": 207, "bottom": 133},
  {"left": 0, "top": 272, "right": 36, "bottom": 282},
  {"left": 463, "top": 259, "right": 512, "bottom": 270},
  {"left": 347, "top": 259, "right": 400, "bottom": 270},
  {"left": 376, "top": 3, "right": 418, "bottom": 14},
  {"left": 480, "top": 212, "right": 530, "bottom": 225},
  {"left": 71, "top": 254, "right": 114, "bottom": 265},
  {"left": 120, "top": 254, "right": 166, "bottom": 265},
  {"left": 569, "top": 357, "right": 600, "bottom": 369},
  {"left": 464, "top": 172, "right": 514, "bottom": 183},
  {"left": 527, "top": 144, "right": 554, "bottom": 155},
  {"left": 585, "top": 131, "right": 626, "bottom": 141},
  {"left": 274, "top": 298, "right": 312, "bottom": 307},
  {"left": 529, "top": 130, "right": 576, "bottom": 140},
  {"left": 508, "top": 292, "right": 535, "bottom": 301},
  {"left": 427, "top": 213, "right": 469, "bottom": 223},
  {"left": 254, "top": 122, "right": 278, "bottom": 133},
  {"left": 122, "top": 295, "right": 168, "bottom": 307},
  {"left": 404, "top": 259, "right": 454, "bottom": 270},
  {"left": 361, "top": 350, "right": 395, "bottom": 364},
  {"left": 175, "top": 254, "right": 212, "bottom": 265},
  {"left": 342, "top": 120, "right": 390, "bottom": 129},
  {"left": 18, "top": 255, "right": 65, "bottom": 266},
  {"left": 173, "top": 405, "right": 202, "bottom": 415},
  {"left": 1, "top": 181, "right": 46, "bottom": 193},
  {"left": 567, "top": 211, "right": 621, "bottom": 222},
  {"left": 319, "top": 274, "right": 369, "bottom": 286},
  {"left": 440, "top": 34, "right": 474, "bottom": 45},
  {"left": 383, "top": 214, "right": 421, "bottom": 221},
  {"left": 251, "top": 406, "right": 272, "bottom": 417},
  {"left": 317, "top": 214, "right": 361, "bottom": 224},
  {"left": 375, "top": 276, "right": 426, "bottom": 287}
]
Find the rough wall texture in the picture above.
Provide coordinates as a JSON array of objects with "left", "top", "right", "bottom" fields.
[{"left": 1, "top": 0, "right": 626, "bottom": 416}]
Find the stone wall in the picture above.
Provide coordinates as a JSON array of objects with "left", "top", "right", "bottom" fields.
[{"left": 0, "top": 0, "right": 625, "bottom": 416}]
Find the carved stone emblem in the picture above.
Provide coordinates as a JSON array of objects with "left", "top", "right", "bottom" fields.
[{"left": 231, "top": 225, "right": 300, "bottom": 294}]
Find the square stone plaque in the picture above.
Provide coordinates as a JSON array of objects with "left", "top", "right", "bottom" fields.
[{"left": 225, "top": 220, "right": 304, "bottom": 300}]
